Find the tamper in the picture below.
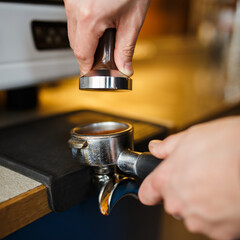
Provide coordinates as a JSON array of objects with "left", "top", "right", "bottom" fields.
[
  {"left": 68, "top": 121, "right": 161, "bottom": 215},
  {"left": 79, "top": 29, "right": 132, "bottom": 90}
]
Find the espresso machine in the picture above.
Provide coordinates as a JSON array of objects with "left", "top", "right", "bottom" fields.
[{"left": 0, "top": 0, "right": 78, "bottom": 90}]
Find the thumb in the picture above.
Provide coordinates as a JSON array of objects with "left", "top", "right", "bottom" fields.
[
  {"left": 149, "top": 132, "right": 185, "bottom": 159},
  {"left": 114, "top": 23, "right": 139, "bottom": 76}
]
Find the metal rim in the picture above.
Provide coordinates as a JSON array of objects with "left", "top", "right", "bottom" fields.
[
  {"left": 79, "top": 76, "right": 132, "bottom": 90},
  {"left": 71, "top": 121, "right": 133, "bottom": 139}
]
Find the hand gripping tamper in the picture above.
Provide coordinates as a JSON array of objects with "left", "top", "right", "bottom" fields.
[{"left": 79, "top": 29, "right": 132, "bottom": 91}]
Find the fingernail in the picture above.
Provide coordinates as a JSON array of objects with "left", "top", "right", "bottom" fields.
[
  {"left": 122, "top": 62, "right": 133, "bottom": 76},
  {"left": 149, "top": 140, "right": 162, "bottom": 153}
]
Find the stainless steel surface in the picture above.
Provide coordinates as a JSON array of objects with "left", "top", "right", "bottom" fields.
[
  {"left": 98, "top": 174, "right": 138, "bottom": 216},
  {"left": 94, "top": 173, "right": 112, "bottom": 190},
  {"left": 117, "top": 150, "right": 140, "bottom": 176},
  {"left": 93, "top": 166, "right": 116, "bottom": 190},
  {"left": 69, "top": 121, "right": 158, "bottom": 175},
  {"left": 68, "top": 138, "right": 87, "bottom": 149},
  {"left": 93, "top": 166, "right": 116, "bottom": 175},
  {"left": 69, "top": 122, "right": 133, "bottom": 166},
  {"left": 69, "top": 121, "right": 159, "bottom": 215},
  {"left": 80, "top": 70, "right": 132, "bottom": 90}
]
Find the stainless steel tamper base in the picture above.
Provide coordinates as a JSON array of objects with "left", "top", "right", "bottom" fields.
[{"left": 79, "top": 69, "right": 132, "bottom": 90}]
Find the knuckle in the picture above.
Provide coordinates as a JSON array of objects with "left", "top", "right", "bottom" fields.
[
  {"left": 164, "top": 200, "right": 182, "bottom": 216},
  {"left": 185, "top": 219, "right": 202, "bottom": 233},
  {"left": 122, "top": 44, "right": 135, "bottom": 58},
  {"left": 73, "top": 49, "right": 88, "bottom": 63},
  {"left": 79, "top": 6, "right": 93, "bottom": 22},
  {"left": 73, "top": 49, "right": 84, "bottom": 60},
  {"left": 164, "top": 202, "right": 175, "bottom": 215},
  {"left": 163, "top": 135, "right": 176, "bottom": 152}
]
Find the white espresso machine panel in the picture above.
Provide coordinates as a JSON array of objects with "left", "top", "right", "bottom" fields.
[{"left": 0, "top": 1, "right": 79, "bottom": 90}]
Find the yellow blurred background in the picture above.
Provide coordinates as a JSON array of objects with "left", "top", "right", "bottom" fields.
[{"left": 140, "top": 0, "right": 190, "bottom": 37}]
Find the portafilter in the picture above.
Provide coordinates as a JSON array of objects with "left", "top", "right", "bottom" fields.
[{"left": 68, "top": 121, "right": 162, "bottom": 215}]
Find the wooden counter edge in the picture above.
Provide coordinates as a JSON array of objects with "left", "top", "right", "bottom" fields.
[{"left": 0, "top": 185, "right": 51, "bottom": 239}]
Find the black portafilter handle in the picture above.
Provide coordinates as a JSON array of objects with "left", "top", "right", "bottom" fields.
[
  {"left": 117, "top": 151, "right": 162, "bottom": 180},
  {"left": 135, "top": 152, "right": 162, "bottom": 179}
]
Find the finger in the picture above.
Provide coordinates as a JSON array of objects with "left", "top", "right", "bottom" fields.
[
  {"left": 138, "top": 164, "right": 164, "bottom": 205},
  {"left": 184, "top": 217, "right": 207, "bottom": 235},
  {"left": 66, "top": 19, "right": 76, "bottom": 50},
  {"left": 73, "top": 23, "right": 102, "bottom": 75},
  {"left": 114, "top": 21, "right": 140, "bottom": 76},
  {"left": 149, "top": 132, "right": 185, "bottom": 159},
  {"left": 64, "top": 0, "right": 77, "bottom": 48}
]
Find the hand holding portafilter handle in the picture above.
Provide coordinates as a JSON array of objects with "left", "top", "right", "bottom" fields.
[
  {"left": 79, "top": 29, "right": 132, "bottom": 90},
  {"left": 117, "top": 150, "right": 162, "bottom": 179},
  {"left": 69, "top": 121, "right": 162, "bottom": 179},
  {"left": 69, "top": 121, "right": 162, "bottom": 216},
  {"left": 135, "top": 152, "right": 162, "bottom": 179},
  {"left": 99, "top": 151, "right": 162, "bottom": 215}
]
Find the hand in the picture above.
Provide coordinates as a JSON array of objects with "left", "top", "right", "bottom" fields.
[
  {"left": 63, "top": 0, "right": 151, "bottom": 75},
  {"left": 139, "top": 117, "right": 240, "bottom": 240}
]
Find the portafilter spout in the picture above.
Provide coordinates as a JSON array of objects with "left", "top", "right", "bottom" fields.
[
  {"left": 98, "top": 174, "right": 139, "bottom": 216},
  {"left": 79, "top": 29, "right": 132, "bottom": 91},
  {"left": 68, "top": 121, "right": 162, "bottom": 215}
]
